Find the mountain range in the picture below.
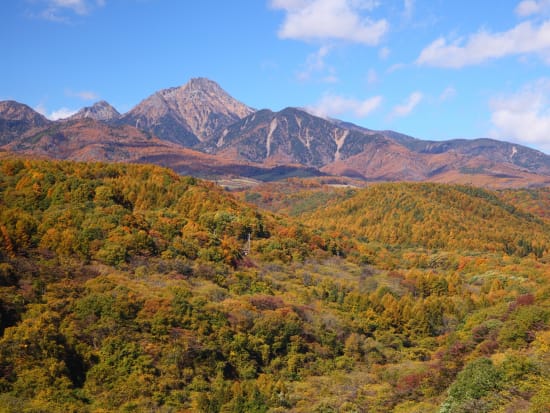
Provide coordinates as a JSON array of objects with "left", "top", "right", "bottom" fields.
[{"left": 1, "top": 77, "right": 550, "bottom": 188}]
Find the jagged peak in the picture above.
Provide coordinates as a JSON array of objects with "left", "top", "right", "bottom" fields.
[
  {"left": 0, "top": 99, "right": 26, "bottom": 107},
  {"left": 0, "top": 100, "right": 38, "bottom": 112},
  {"left": 184, "top": 77, "right": 223, "bottom": 91},
  {"left": 70, "top": 100, "right": 120, "bottom": 122},
  {"left": 0, "top": 100, "right": 50, "bottom": 123},
  {"left": 278, "top": 106, "right": 313, "bottom": 116},
  {"left": 121, "top": 77, "right": 254, "bottom": 144},
  {"left": 91, "top": 100, "right": 114, "bottom": 108}
]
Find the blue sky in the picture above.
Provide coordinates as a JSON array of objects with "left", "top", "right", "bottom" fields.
[{"left": 2, "top": 0, "right": 550, "bottom": 154}]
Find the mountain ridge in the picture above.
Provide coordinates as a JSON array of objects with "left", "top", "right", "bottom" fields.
[{"left": 1, "top": 78, "right": 550, "bottom": 188}]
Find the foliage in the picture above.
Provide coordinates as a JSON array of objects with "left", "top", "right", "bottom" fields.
[
  {"left": 440, "top": 357, "right": 502, "bottom": 413},
  {"left": 498, "top": 187, "right": 550, "bottom": 222},
  {"left": 0, "top": 159, "right": 549, "bottom": 412},
  {"left": 300, "top": 182, "right": 550, "bottom": 257}
]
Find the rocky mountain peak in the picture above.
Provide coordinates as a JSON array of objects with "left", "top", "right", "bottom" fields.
[
  {"left": 70, "top": 100, "right": 120, "bottom": 122},
  {"left": 173, "top": 77, "right": 254, "bottom": 119},
  {"left": 0, "top": 100, "right": 49, "bottom": 124},
  {"left": 120, "top": 77, "right": 254, "bottom": 145},
  {"left": 184, "top": 77, "right": 224, "bottom": 93},
  {"left": 0, "top": 100, "right": 51, "bottom": 145}
]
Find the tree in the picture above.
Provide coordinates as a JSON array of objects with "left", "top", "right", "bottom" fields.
[{"left": 440, "top": 358, "right": 502, "bottom": 413}]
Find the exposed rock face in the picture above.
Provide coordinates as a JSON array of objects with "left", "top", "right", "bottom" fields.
[
  {"left": 0, "top": 100, "right": 51, "bottom": 145},
  {"left": 210, "top": 107, "right": 388, "bottom": 167},
  {"left": 69, "top": 101, "right": 120, "bottom": 122},
  {"left": 119, "top": 77, "right": 253, "bottom": 147}
]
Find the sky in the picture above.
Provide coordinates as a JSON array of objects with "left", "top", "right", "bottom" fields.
[{"left": 2, "top": 0, "right": 550, "bottom": 154}]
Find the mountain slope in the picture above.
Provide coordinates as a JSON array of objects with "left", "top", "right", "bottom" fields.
[
  {"left": 322, "top": 139, "right": 550, "bottom": 188},
  {"left": 497, "top": 186, "right": 550, "bottom": 221},
  {"left": 0, "top": 158, "right": 549, "bottom": 412},
  {"left": 209, "top": 107, "right": 390, "bottom": 167},
  {"left": 119, "top": 77, "right": 253, "bottom": 146},
  {"left": 0, "top": 115, "right": 320, "bottom": 183},
  {"left": 0, "top": 159, "right": 550, "bottom": 413},
  {"left": 302, "top": 182, "right": 550, "bottom": 255},
  {"left": 209, "top": 106, "right": 550, "bottom": 186},
  {"left": 3, "top": 118, "right": 171, "bottom": 162},
  {"left": 389, "top": 135, "right": 550, "bottom": 174},
  {"left": 0, "top": 101, "right": 51, "bottom": 145}
]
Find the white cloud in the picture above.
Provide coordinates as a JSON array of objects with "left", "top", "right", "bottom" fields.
[
  {"left": 439, "top": 86, "right": 456, "bottom": 102},
  {"left": 366, "top": 68, "right": 378, "bottom": 84},
  {"left": 416, "top": 20, "right": 550, "bottom": 68},
  {"left": 34, "top": 103, "right": 48, "bottom": 116},
  {"left": 403, "top": 0, "right": 414, "bottom": 19},
  {"left": 271, "top": 0, "right": 388, "bottom": 45},
  {"left": 489, "top": 79, "right": 550, "bottom": 153},
  {"left": 66, "top": 89, "right": 99, "bottom": 100},
  {"left": 49, "top": 107, "right": 78, "bottom": 120},
  {"left": 58, "top": 0, "right": 89, "bottom": 14},
  {"left": 379, "top": 46, "right": 390, "bottom": 59},
  {"left": 387, "top": 62, "right": 406, "bottom": 72},
  {"left": 516, "top": 0, "right": 550, "bottom": 16},
  {"left": 34, "top": 0, "right": 105, "bottom": 21},
  {"left": 77, "top": 91, "right": 99, "bottom": 100},
  {"left": 271, "top": 0, "right": 308, "bottom": 9},
  {"left": 35, "top": 103, "right": 77, "bottom": 120},
  {"left": 390, "top": 91, "right": 423, "bottom": 118},
  {"left": 308, "top": 93, "right": 382, "bottom": 118},
  {"left": 297, "top": 46, "right": 337, "bottom": 81},
  {"left": 321, "top": 72, "right": 339, "bottom": 83}
]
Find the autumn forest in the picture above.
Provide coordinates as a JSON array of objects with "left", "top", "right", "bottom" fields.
[{"left": 1, "top": 158, "right": 549, "bottom": 412}]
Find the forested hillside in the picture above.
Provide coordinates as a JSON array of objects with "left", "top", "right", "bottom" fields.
[
  {"left": 1, "top": 160, "right": 549, "bottom": 412},
  {"left": 301, "top": 182, "right": 550, "bottom": 257},
  {"left": 497, "top": 187, "right": 550, "bottom": 222}
]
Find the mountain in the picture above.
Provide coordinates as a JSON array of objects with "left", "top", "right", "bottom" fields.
[
  {"left": 313, "top": 117, "right": 550, "bottom": 182},
  {"left": 0, "top": 114, "right": 319, "bottom": 183},
  {"left": 207, "top": 106, "right": 550, "bottom": 187},
  {"left": 118, "top": 77, "right": 253, "bottom": 146},
  {"left": 1, "top": 78, "right": 550, "bottom": 188},
  {"left": 0, "top": 115, "right": 235, "bottom": 173},
  {"left": 0, "top": 100, "right": 50, "bottom": 145},
  {"left": 208, "top": 107, "right": 389, "bottom": 167},
  {"left": 69, "top": 100, "right": 120, "bottom": 122},
  {"left": 322, "top": 137, "right": 550, "bottom": 188},
  {"left": 386, "top": 133, "right": 550, "bottom": 174},
  {"left": 2, "top": 117, "right": 171, "bottom": 162}
]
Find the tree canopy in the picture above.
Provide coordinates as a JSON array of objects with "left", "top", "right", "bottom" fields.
[{"left": 1, "top": 159, "right": 549, "bottom": 412}]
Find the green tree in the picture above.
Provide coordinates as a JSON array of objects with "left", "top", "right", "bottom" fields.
[{"left": 440, "top": 358, "right": 502, "bottom": 413}]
